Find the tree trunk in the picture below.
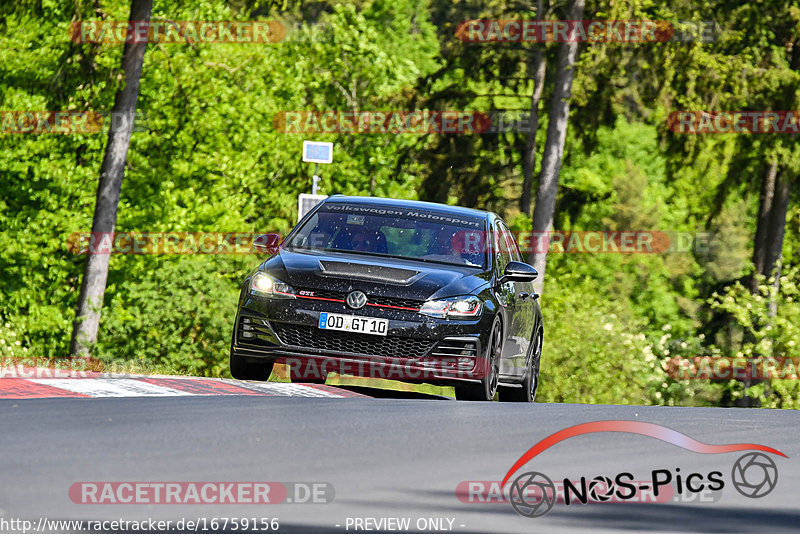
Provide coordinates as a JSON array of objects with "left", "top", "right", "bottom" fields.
[
  {"left": 527, "top": 0, "right": 584, "bottom": 293},
  {"left": 70, "top": 0, "right": 153, "bottom": 358},
  {"left": 741, "top": 165, "right": 792, "bottom": 406},
  {"left": 751, "top": 162, "right": 792, "bottom": 310},
  {"left": 751, "top": 161, "right": 778, "bottom": 292},
  {"left": 763, "top": 172, "right": 791, "bottom": 279},
  {"left": 520, "top": 0, "right": 548, "bottom": 216},
  {"left": 765, "top": 172, "right": 792, "bottom": 317}
]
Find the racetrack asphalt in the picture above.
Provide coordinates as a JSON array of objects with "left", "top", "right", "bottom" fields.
[{"left": 1, "top": 390, "right": 798, "bottom": 533}]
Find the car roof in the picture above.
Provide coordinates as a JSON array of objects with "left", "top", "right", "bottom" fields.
[{"left": 322, "top": 195, "right": 492, "bottom": 220}]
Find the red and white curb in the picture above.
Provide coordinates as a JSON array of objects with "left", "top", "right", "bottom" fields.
[{"left": 0, "top": 375, "right": 367, "bottom": 399}]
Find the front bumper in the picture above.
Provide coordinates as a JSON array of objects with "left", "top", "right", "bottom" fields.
[{"left": 231, "top": 294, "right": 491, "bottom": 383}]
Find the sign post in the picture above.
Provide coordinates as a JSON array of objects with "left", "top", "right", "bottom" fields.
[
  {"left": 312, "top": 164, "right": 320, "bottom": 195},
  {"left": 299, "top": 141, "right": 333, "bottom": 220}
]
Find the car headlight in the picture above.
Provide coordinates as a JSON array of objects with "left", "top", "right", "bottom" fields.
[
  {"left": 249, "top": 272, "right": 296, "bottom": 299},
  {"left": 419, "top": 296, "right": 482, "bottom": 319}
]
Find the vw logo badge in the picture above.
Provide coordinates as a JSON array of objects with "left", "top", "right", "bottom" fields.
[{"left": 346, "top": 290, "right": 368, "bottom": 310}]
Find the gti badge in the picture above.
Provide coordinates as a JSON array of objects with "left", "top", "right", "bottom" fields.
[{"left": 346, "top": 290, "right": 368, "bottom": 310}]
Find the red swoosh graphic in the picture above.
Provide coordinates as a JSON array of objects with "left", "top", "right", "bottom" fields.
[{"left": 501, "top": 420, "right": 787, "bottom": 487}]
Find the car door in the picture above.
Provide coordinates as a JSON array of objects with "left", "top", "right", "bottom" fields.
[
  {"left": 493, "top": 221, "right": 520, "bottom": 376},
  {"left": 500, "top": 224, "right": 536, "bottom": 378}
]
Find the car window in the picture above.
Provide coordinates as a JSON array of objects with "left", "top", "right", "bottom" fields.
[
  {"left": 287, "top": 203, "right": 487, "bottom": 268},
  {"left": 500, "top": 223, "right": 523, "bottom": 262},
  {"left": 494, "top": 223, "right": 513, "bottom": 276}
]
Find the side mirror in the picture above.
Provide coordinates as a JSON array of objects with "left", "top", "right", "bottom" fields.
[
  {"left": 499, "top": 261, "right": 538, "bottom": 284},
  {"left": 253, "top": 233, "right": 282, "bottom": 255}
]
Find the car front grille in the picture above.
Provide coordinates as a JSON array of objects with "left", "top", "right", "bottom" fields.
[
  {"left": 365, "top": 295, "right": 422, "bottom": 310},
  {"left": 272, "top": 323, "right": 434, "bottom": 359},
  {"left": 296, "top": 288, "right": 422, "bottom": 310}
]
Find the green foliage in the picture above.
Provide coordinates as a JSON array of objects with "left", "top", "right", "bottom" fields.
[
  {"left": 94, "top": 257, "right": 240, "bottom": 377},
  {"left": 0, "top": 321, "right": 27, "bottom": 359},
  {"left": 0, "top": 0, "right": 440, "bottom": 369},
  {"left": 551, "top": 119, "right": 695, "bottom": 335},
  {"left": 706, "top": 267, "right": 800, "bottom": 408},
  {"left": 538, "top": 272, "right": 667, "bottom": 405}
]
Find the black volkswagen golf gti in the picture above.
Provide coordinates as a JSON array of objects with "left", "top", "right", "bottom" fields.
[{"left": 230, "top": 196, "right": 543, "bottom": 401}]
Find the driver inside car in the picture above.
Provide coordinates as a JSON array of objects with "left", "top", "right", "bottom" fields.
[
  {"left": 350, "top": 230, "right": 379, "bottom": 252},
  {"left": 333, "top": 227, "right": 388, "bottom": 254}
]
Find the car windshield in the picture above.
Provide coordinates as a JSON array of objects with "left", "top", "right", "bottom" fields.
[{"left": 286, "top": 203, "right": 487, "bottom": 268}]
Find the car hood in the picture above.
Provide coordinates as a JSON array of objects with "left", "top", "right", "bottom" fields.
[{"left": 261, "top": 248, "right": 491, "bottom": 301}]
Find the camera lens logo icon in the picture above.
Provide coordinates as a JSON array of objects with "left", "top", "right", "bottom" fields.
[
  {"left": 509, "top": 472, "right": 556, "bottom": 518},
  {"left": 587, "top": 476, "right": 614, "bottom": 502},
  {"left": 731, "top": 452, "right": 778, "bottom": 498}
]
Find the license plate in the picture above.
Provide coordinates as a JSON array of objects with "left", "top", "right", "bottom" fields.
[{"left": 318, "top": 312, "right": 388, "bottom": 336}]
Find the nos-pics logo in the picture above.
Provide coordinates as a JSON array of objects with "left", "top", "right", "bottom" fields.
[{"left": 501, "top": 421, "right": 785, "bottom": 518}]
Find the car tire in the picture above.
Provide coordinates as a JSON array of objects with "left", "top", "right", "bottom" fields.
[
  {"left": 455, "top": 317, "right": 502, "bottom": 401},
  {"left": 230, "top": 351, "right": 274, "bottom": 381},
  {"left": 499, "top": 328, "right": 542, "bottom": 403},
  {"left": 289, "top": 359, "right": 327, "bottom": 384}
]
